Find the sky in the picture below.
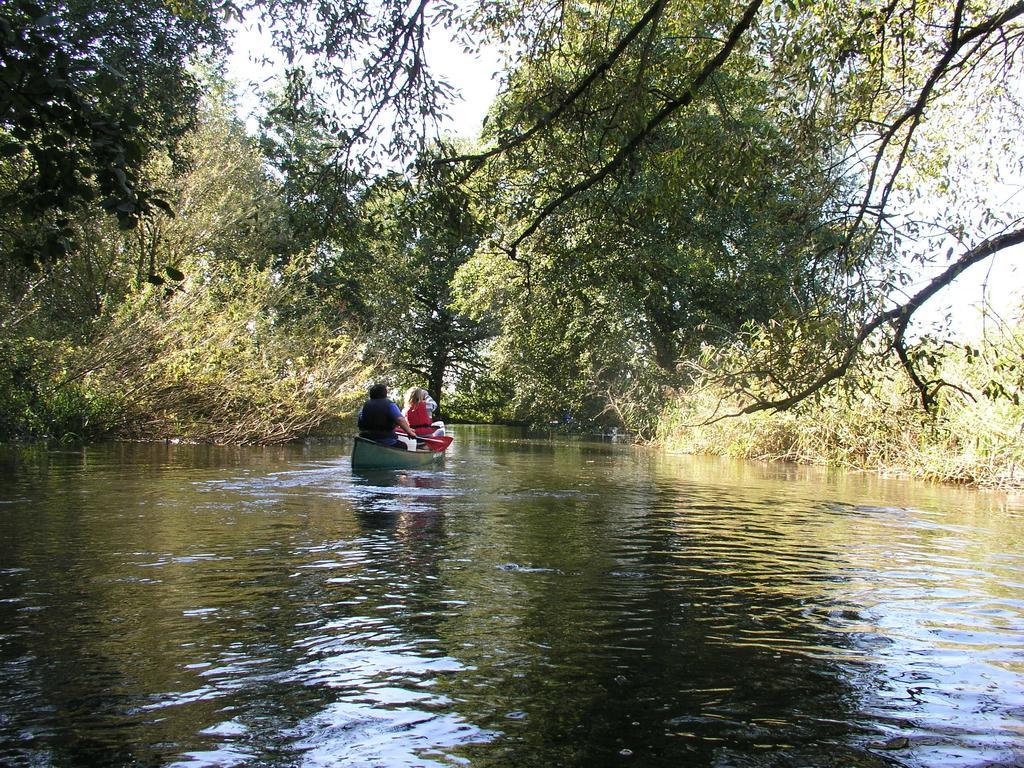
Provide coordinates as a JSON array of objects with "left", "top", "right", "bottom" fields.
[
  {"left": 225, "top": 21, "right": 1022, "bottom": 340},
  {"left": 911, "top": 247, "right": 1022, "bottom": 339},
  {"left": 225, "top": 18, "right": 501, "bottom": 140}
]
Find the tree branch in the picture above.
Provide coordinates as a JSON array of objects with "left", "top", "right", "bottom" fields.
[
  {"left": 729, "top": 224, "right": 1024, "bottom": 417},
  {"left": 845, "top": 1, "right": 1024, "bottom": 254},
  {"left": 505, "top": 0, "right": 765, "bottom": 259},
  {"left": 438, "top": 0, "right": 669, "bottom": 170},
  {"left": 893, "top": 327, "right": 932, "bottom": 409}
]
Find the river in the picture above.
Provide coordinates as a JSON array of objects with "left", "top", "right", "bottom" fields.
[{"left": 0, "top": 426, "right": 1022, "bottom": 767}]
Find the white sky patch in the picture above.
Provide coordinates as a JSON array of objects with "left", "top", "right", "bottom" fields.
[
  {"left": 224, "top": 18, "right": 283, "bottom": 133},
  {"left": 426, "top": 32, "right": 503, "bottom": 140},
  {"left": 891, "top": 173, "right": 1024, "bottom": 340},
  {"left": 225, "top": 16, "right": 500, "bottom": 141},
  {"left": 910, "top": 243, "right": 1023, "bottom": 339}
]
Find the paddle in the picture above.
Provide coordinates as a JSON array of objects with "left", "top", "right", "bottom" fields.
[{"left": 415, "top": 434, "right": 453, "bottom": 451}]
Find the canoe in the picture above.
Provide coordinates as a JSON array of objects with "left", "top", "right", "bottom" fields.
[{"left": 351, "top": 436, "right": 446, "bottom": 470}]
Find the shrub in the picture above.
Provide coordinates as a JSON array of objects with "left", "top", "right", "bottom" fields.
[
  {"left": 79, "top": 259, "right": 372, "bottom": 444},
  {"left": 0, "top": 337, "right": 119, "bottom": 442}
]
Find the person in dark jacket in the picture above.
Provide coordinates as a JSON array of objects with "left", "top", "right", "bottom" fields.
[{"left": 357, "top": 383, "right": 418, "bottom": 447}]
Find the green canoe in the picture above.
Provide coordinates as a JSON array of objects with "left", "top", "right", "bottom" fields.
[{"left": 351, "top": 436, "right": 446, "bottom": 470}]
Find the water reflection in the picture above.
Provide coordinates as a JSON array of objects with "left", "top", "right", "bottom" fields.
[
  {"left": 0, "top": 435, "right": 1022, "bottom": 767},
  {"left": 282, "top": 464, "right": 496, "bottom": 766},
  {"left": 284, "top": 624, "right": 494, "bottom": 767}
]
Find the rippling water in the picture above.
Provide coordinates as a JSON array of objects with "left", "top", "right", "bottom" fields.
[{"left": 1, "top": 427, "right": 1022, "bottom": 767}]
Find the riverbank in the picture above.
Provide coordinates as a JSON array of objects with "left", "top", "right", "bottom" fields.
[{"left": 657, "top": 351, "right": 1024, "bottom": 491}]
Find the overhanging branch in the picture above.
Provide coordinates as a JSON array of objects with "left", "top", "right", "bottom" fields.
[
  {"left": 437, "top": 0, "right": 669, "bottom": 170},
  {"left": 845, "top": 1, "right": 1024, "bottom": 253},
  {"left": 730, "top": 225, "right": 1024, "bottom": 418},
  {"left": 505, "top": 0, "right": 765, "bottom": 259}
]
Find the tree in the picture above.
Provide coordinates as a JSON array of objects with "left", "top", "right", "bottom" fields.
[
  {"left": 5, "top": 0, "right": 1022, "bottom": 430},
  {"left": 435, "top": 0, "right": 1024, "bottom": 422},
  {"left": 679, "top": 0, "right": 1024, "bottom": 415},
  {"left": 431, "top": 0, "right": 864, "bottom": 429},
  {"left": 238, "top": 0, "right": 459, "bottom": 172},
  {"left": 258, "top": 74, "right": 363, "bottom": 259},
  {"left": 356, "top": 151, "right": 495, "bottom": 409},
  {"left": 0, "top": 0, "right": 228, "bottom": 263},
  {"left": 0, "top": 85, "right": 287, "bottom": 343}
]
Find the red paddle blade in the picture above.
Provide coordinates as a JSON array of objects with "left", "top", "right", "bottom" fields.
[{"left": 418, "top": 435, "right": 453, "bottom": 451}]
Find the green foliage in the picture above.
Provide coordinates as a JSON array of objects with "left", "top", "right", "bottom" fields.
[
  {"left": 451, "top": 252, "right": 673, "bottom": 434},
  {"left": 0, "top": 0, "right": 228, "bottom": 263},
  {"left": 248, "top": 0, "right": 459, "bottom": 171},
  {"left": 443, "top": 366, "right": 520, "bottom": 424},
  {"left": 0, "top": 82, "right": 366, "bottom": 445},
  {"left": 258, "top": 79, "right": 361, "bottom": 257},
  {"left": 452, "top": 2, "right": 860, "bottom": 432},
  {"left": 348, "top": 149, "right": 497, "bottom": 409},
  {"left": 2, "top": 0, "right": 1021, "bottom": 450},
  {"left": 444, "top": 0, "right": 1021, "bottom": 433},
  {"left": 0, "top": 336, "right": 117, "bottom": 441},
  {"left": 0, "top": 260, "right": 370, "bottom": 445},
  {"left": 0, "top": 87, "right": 289, "bottom": 343},
  {"left": 133, "top": 91, "right": 289, "bottom": 277}
]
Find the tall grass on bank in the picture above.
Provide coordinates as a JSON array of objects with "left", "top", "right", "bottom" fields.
[
  {"left": 59, "top": 260, "right": 371, "bottom": 444},
  {"left": 658, "top": 322, "right": 1024, "bottom": 490}
]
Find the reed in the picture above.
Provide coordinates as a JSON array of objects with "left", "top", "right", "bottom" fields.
[{"left": 658, "top": 323, "right": 1024, "bottom": 489}]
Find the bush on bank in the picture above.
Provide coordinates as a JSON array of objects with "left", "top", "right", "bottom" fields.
[
  {"left": 0, "top": 337, "right": 120, "bottom": 442},
  {"left": 658, "top": 322, "right": 1024, "bottom": 489},
  {"left": 81, "top": 260, "right": 372, "bottom": 444},
  {"left": 0, "top": 260, "right": 372, "bottom": 445}
]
